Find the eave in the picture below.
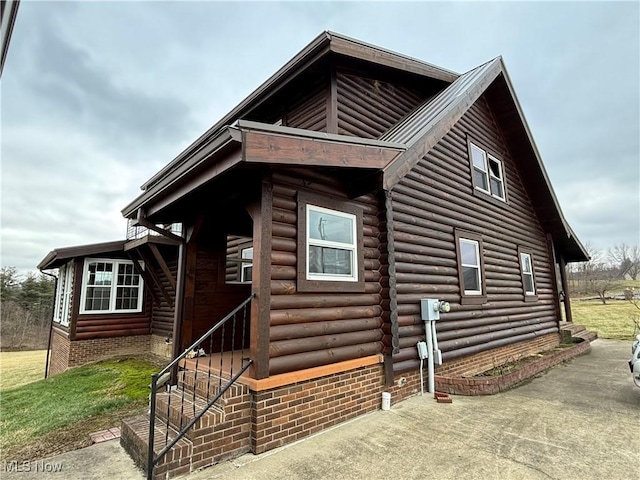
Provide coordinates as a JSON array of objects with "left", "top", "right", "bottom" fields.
[
  {"left": 380, "top": 57, "right": 588, "bottom": 262},
  {"left": 138, "top": 31, "right": 457, "bottom": 194},
  {"left": 122, "top": 121, "right": 405, "bottom": 220},
  {"left": 38, "top": 240, "right": 127, "bottom": 270}
]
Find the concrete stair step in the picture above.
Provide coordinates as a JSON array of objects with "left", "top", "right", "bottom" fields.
[{"left": 573, "top": 329, "right": 598, "bottom": 342}]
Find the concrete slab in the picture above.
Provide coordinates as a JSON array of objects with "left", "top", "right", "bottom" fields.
[
  {"left": 2, "top": 339, "right": 638, "bottom": 480},
  {"left": 192, "top": 339, "right": 639, "bottom": 480}
]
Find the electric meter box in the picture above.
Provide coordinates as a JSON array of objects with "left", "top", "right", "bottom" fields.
[{"left": 421, "top": 299, "right": 441, "bottom": 321}]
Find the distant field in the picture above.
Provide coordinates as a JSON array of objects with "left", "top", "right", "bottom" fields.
[
  {"left": 571, "top": 299, "right": 639, "bottom": 341},
  {"left": 0, "top": 350, "right": 47, "bottom": 390}
]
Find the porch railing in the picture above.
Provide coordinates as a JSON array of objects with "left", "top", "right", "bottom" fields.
[
  {"left": 126, "top": 219, "right": 183, "bottom": 241},
  {"left": 147, "top": 294, "right": 254, "bottom": 480}
]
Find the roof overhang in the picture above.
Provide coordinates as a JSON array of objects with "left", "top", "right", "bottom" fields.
[
  {"left": 379, "top": 57, "right": 588, "bottom": 262},
  {"left": 137, "top": 31, "right": 457, "bottom": 195},
  {"left": 38, "top": 240, "right": 127, "bottom": 270},
  {"left": 122, "top": 121, "right": 405, "bottom": 221}
]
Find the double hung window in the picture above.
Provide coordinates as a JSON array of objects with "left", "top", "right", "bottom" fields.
[
  {"left": 80, "top": 259, "right": 143, "bottom": 314},
  {"left": 518, "top": 247, "right": 537, "bottom": 301},
  {"left": 297, "top": 192, "right": 364, "bottom": 292},
  {"left": 455, "top": 230, "right": 487, "bottom": 304},
  {"left": 469, "top": 141, "right": 506, "bottom": 202}
]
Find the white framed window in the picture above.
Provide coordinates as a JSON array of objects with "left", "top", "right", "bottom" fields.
[
  {"left": 520, "top": 252, "right": 535, "bottom": 296},
  {"left": 79, "top": 259, "right": 144, "bottom": 314},
  {"left": 469, "top": 141, "right": 506, "bottom": 201},
  {"left": 459, "top": 238, "right": 482, "bottom": 295},
  {"left": 306, "top": 204, "right": 358, "bottom": 282},
  {"left": 240, "top": 247, "right": 253, "bottom": 283},
  {"left": 54, "top": 262, "right": 74, "bottom": 326}
]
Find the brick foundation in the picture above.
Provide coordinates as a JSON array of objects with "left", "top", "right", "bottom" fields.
[
  {"left": 435, "top": 338, "right": 591, "bottom": 395},
  {"left": 48, "top": 330, "right": 71, "bottom": 376},
  {"left": 47, "top": 332, "right": 153, "bottom": 375},
  {"left": 150, "top": 334, "right": 173, "bottom": 359},
  {"left": 434, "top": 333, "right": 561, "bottom": 377}
]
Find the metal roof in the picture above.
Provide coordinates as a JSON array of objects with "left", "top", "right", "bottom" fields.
[{"left": 38, "top": 240, "right": 127, "bottom": 270}]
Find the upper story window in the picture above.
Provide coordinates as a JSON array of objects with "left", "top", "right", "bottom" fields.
[
  {"left": 455, "top": 229, "right": 487, "bottom": 305},
  {"left": 80, "top": 259, "right": 144, "bottom": 314},
  {"left": 469, "top": 141, "right": 506, "bottom": 202},
  {"left": 297, "top": 192, "right": 365, "bottom": 292},
  {"left": 518, "top": 247, "right": 538, "bottom": 301}
]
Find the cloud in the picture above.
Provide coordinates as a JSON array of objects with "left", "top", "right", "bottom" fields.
[{"left": 1, "top": 1, "right": 639, "bottom": 276}]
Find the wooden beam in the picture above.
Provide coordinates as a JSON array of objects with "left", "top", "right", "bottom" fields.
[
  {"left": 244, "top": 130, "right": 400, "bottom": 170},
  {"left": 127, "top": 251, "right": 162, "bottom": 307},
  {"left": 136, "top": 246, "right": 174, "bottom": 308},
  {"left": 135, "top": 211, "right": 184, "bottom": 243},
  {"left": 148, "top": 243, "right": 177, "bottom": 290}
]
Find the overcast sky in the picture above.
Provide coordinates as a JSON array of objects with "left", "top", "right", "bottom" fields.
[{"left": 1, "top": 1, "right": 638, "bottom": 274}]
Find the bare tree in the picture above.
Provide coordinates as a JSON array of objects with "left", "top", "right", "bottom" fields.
[
  {"left": 608, "top": 243, "right": 640, "bottom": 280},
  {"left": 571, "top": 243, "right": 621, "bottom": 304}
]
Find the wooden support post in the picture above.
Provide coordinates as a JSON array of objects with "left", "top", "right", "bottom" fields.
[
  {"left": 137, "top": 247, "right": 173, "bottom": 308},
  {"left": 558, "top": 255, "right": 573, "bottom": 323}
]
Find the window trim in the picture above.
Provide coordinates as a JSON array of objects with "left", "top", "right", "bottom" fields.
[
  {"left": 518, "top": 247, "right": 538, "bottom": 302},
  {"left": 297, "top": 191, "right": 365, "bottom": 293},
  {"left": 54, "top": 261, "right": 73, "bottom": 326},
  {"left": 79, "top": 258, "right": 144, "bottom": 315},
  {"left": 240, "top": 246, "right": 253, "bottom": 283},
  {"left": 467, "top": 137, "right": 507, "bottom": 204},
  {"left": 454, "top": 229, "right": 487, "bottom": 305}
]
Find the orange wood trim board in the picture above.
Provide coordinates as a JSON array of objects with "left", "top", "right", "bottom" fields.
[{"left": 242, "top": 354, "right": 383, "bottom": 391}]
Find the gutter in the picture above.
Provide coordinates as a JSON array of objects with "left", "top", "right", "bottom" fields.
[{"left": 39, "top": 269, "right": 57, "bottom": 379}]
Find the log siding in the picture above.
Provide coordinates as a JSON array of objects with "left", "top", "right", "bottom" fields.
[
  {"left": 268, "top": 169, "right": 384, "bottom": 376},
  {"left": 390, "top": 95, "right": 558, "bottom": 375},
  {"left": 336, "top": 72, "right": 426, "bottom": 139}
]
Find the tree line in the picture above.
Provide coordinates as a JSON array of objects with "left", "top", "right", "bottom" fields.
[
  {"left": 567, "top": 243, "right": 640, "bottom": 304},
  {"left": 1, "top": 267, "right": 55, "bottom": 350}
]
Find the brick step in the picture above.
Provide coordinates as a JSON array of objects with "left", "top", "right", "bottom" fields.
[
  {"left": 176, "top": 370, "right": 247, "bottom": 403},
  {"left": 573, "top": 329, "right": 598, "bottom": 342},
  {"left": 120, "top": 414, "right": 192, "bottom": 480},
  {"left": 155, "top": 391, "right": 225, "bottom": 439}
]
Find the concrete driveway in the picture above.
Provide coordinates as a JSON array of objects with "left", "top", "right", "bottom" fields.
[{"left": 4, "top": 339, "right": 638, "bottom": 480}]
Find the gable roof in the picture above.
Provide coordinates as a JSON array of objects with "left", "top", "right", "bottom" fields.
[
  {"left": 138, "top": 31, "right": 458, "bottom": 193},
  {"left": 121, "top": 32, "right": 587, "bottom": 262},
  {"left": 380, "top": 56, "right": 587, "bottom": 261}
]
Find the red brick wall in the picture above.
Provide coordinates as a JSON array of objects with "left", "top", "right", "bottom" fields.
[
  {"left": 251, "top": 364, "right": 386, "bottom": 454},
  {"left": 48, "top": 329, "right": 71, "bottom": 376},
  {"left": 67, "top": 335, "right": 151, "bottom": 367},
  {"left": 434, "top": 333, "right": 560, "bottom": 377},
  {"left": 47, "top": 333, "right": 153, "bottom": 376}
]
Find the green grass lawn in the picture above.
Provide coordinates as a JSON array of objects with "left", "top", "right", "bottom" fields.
[
  {"left": 571, "top": 299, "right": 640, "bottom": 340},
  {"left": 0, "top": 350, "right": 47, "bottom": 390},
  {"left": 0, "top": 358, "right": 159, "bottom": 460}
]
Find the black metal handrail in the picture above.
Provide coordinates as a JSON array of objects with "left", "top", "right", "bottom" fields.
[{"left": 147, "top": 294, "right": 254, "bottom": 480}]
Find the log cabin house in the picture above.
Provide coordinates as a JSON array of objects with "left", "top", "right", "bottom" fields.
[{"left": 39, "top": 32, "right": 588, "bottom": 479}]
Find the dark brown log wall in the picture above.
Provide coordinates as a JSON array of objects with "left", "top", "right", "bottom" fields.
[
  {"left": 181, "top": 224, "right": 251, "bottom": 352},
  {"left": 268, "top": 169, "right": 384, "bottom": 375},
  {"left": 285, "top": 87, "right": 328, "bottom": 132},
  {"left": 336, "top": 72, "right": 425, "bottom": 139},
  {"left": 390, "top": 95, "right": 559, "bottom": 374},
  {"left": 150, "top": 247, "right": 178, "bottom": 337}
]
